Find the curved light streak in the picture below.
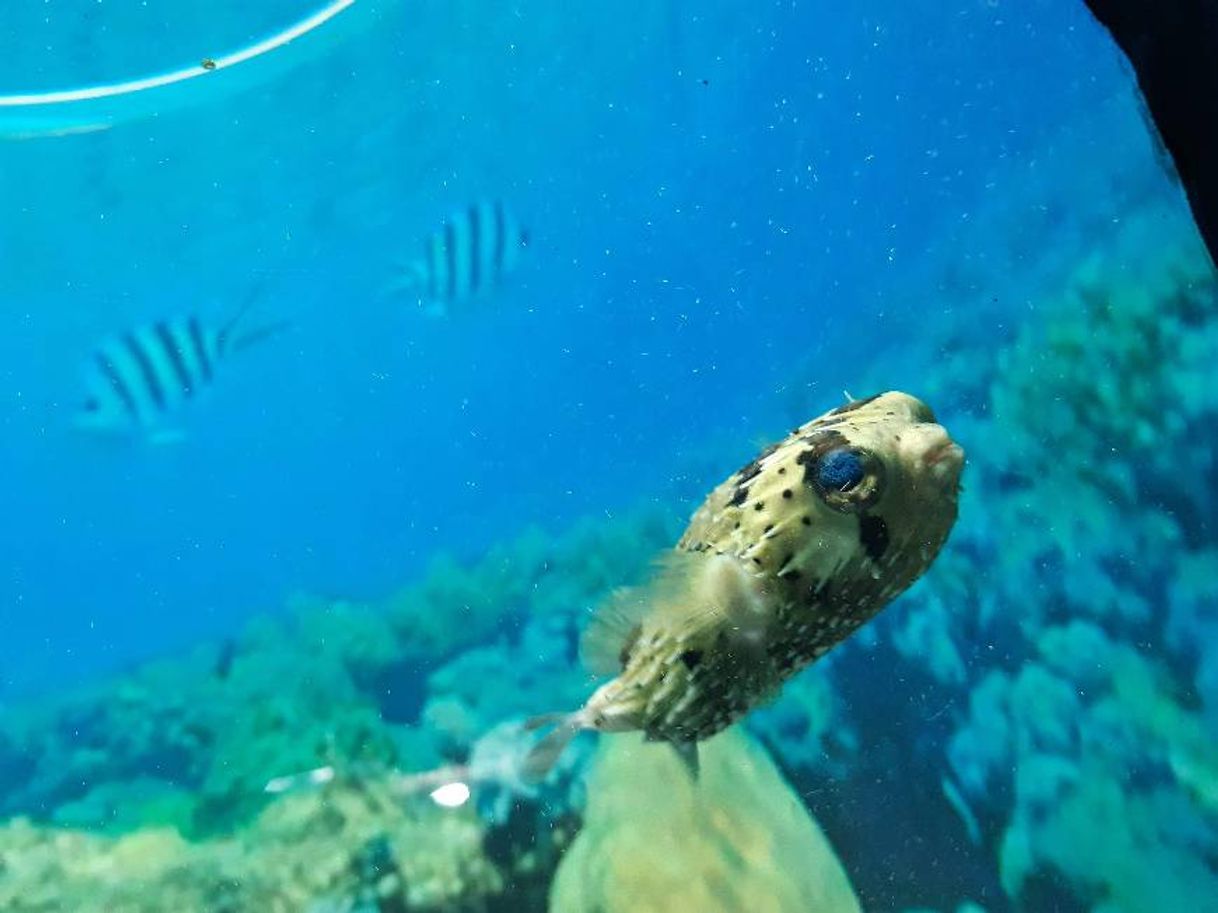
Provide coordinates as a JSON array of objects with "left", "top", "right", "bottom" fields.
[{"left": 0, "top": 0, "right": 362, "bottom": 136}]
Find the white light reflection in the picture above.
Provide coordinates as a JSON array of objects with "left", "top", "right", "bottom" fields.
[{"left": 429, "top": 781, "right": 472, "bottom": 808}]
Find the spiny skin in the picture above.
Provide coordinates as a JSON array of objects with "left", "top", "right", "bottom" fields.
[{"left": 576, "top": 391, "right": 964, "bottom": 747}]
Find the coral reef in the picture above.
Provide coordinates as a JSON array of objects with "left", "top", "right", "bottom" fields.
[
  {"left": 750, "top": 203, "right": 1218, "bottom": 911},
  {"left": 549, "top": 728, "right": 860, "bottom": 913},
  {"left": 3, "top": 167, "right": 1218, "bottom": 912},
  {"left": 0, "top": 507, "right": 676, "bottom": 837},
  {"left": 0, "top": 777, "right": 503, "bottom": 913},
  {"left": 0, "top": 508, "right": 673, "bottom": 909}
]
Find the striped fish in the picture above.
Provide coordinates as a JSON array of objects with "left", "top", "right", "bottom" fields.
[
  {"left": 73, "top": 310, "right": 287, "bottom": 442},
  {"left": 393, "top": 200, "right": 528, "bottom": 316}
]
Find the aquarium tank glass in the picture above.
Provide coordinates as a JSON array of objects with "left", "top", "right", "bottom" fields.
[{"left": 1, "top": 2, "right": 1216, "bottom": 911}]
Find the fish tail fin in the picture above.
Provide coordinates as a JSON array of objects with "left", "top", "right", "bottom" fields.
[
  {"left": 521, "top": 713, "right": 584, "bottom": 782},
  {"left": 216, "top": 280, "right": 270, "bottom": 353},
  {"left": 379, "top": 262, "right": 449, "bottom": 317},
  {"left": 381, "top": 261, "right": 428, "bottom": 299},
  {"left": 227, "top": 319, "right": 293, "bottom": 354}
]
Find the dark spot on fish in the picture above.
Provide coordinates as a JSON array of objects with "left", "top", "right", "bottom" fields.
[
  {"left": 729, "top": 486, "right": 749, "bottom": 507},
  {"left": 764, "top": 524, "right": 774, "bottom": 534},
  {"left": 619, "top": 624, "right": 643, "bottom": 667},
  {"left": 859, "top": 515, "right": 890, "bottom": 561},
  {"left": 733, "top": 445, "right": 776, "bottom": 486},
  {"left": 680, "top": 649, "right": 703, "bottom": 669},
  {"left": 778, "top": 567, "right": 801, "bottom": 581},
  {"left": 201, "top": 58, "right": 217, "bottom": 70},
  {"left": 801, "top": 516, "right": 812, "bottom": 526},
  {"left": 753, "top": 557, "right": 763, "bottom": 566},
  {"left": 829, "top": 393, "right": 880, "bottom": 415},
  {"left": 754, "top": 501, "right": 765, "bottom": 511},
  {"left": 782, "top": 489, "right": 792, "bottom": 499}
]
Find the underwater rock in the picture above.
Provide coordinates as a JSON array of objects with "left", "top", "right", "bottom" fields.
[{"left": 548, "top": 728, "right": 860, "bottom": 913}]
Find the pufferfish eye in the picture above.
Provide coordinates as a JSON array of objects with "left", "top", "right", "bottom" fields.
[
  {"left": 812, "top": 447, "right": 884, "bottom": 511},
  {"left": 816, "top": 449, "right": 865, "bottom": 491}
]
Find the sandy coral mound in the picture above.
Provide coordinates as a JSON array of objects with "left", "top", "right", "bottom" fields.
[{"left": 549, "top": 728, "right": 860, "bottom": 913}]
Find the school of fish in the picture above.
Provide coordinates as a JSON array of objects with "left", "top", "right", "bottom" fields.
[{"left": 73, "top": 199, "right": 523, "bottom": 440}]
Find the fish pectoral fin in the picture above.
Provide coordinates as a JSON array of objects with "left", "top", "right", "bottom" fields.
[
  {"left": 582, "top": 551, "right": 769, "bottom": 675},
  {"left": 581, "top": 585, "right": 650, "bottom": 674},
  {"left": 671, "top": 740, "right": 700, "bottom": 781},
  {"left": 521, "top": 713, "right": 583, "bottom": 782}
]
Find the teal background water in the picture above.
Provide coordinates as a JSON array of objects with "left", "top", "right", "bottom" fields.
[{"left": 0, "top": 0, "right": 1133, "bottom": 692}]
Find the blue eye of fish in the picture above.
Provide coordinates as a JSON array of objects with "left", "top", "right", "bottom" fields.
[{"left": 817, "top": 449, "right": 865, "bottom": 492}]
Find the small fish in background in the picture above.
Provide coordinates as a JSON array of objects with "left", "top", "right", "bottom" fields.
[
  {"left": 73, "top": 301, "right": 289, "bottom": 444},
  {"left": 389, "top": 200, "right": 529, "bottom": 317},
  {"left": 523, "top": 391, "right": 965, "bottom": 780}
]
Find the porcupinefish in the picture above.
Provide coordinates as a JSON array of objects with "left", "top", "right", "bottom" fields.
[
  {"left": 73, "top": 303, "right": 289, "bottom": 444},
  {"left": 524, "top": 390, "right": 964, "bottom": 778},
  {"left": 389, "top": 200, "right": 528, "bottom": 317}
]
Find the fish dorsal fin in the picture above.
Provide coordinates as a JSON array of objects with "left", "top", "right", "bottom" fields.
[
  {"left": 581, "top": 551, "right": 770, "bottom": 674},
  {"left": 580, "top": 584, "right": 650, "bottom": 675}
]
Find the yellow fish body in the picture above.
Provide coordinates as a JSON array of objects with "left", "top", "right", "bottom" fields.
[{"left": 525, "top": 391, "right": 964, "bottom": 777}]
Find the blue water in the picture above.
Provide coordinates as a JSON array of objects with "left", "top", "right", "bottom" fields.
[
  {"left": 0, "top": 0, "right": 1130, "bottom": 694},
  {"left": 5, "top": 4, "right": 1215, "bottom": 911}
]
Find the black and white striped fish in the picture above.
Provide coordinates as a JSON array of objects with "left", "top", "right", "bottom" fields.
[
  {"left": 73, "top": 309, "right": 288, "bottom": 443},
  {"left": 392, "top": 200, "right": 528, "bottom": 316}
]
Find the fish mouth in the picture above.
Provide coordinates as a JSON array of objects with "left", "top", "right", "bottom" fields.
[{"left": 922, "top": 436, "right": 965, "bottom": 489}]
